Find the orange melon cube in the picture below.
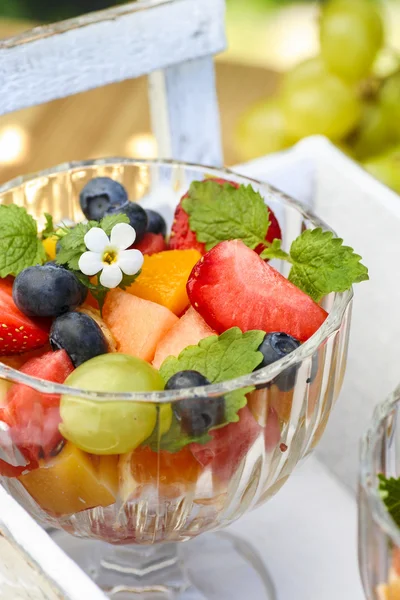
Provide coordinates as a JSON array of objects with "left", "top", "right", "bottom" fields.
[
  {"left": 127, "top": 249, "right": 201, "bottom": 315},
  {"left": 103, "top": 289, "right": 178, "bottom": 362},
  {"left": 153, "top": 307, "right": 215, "bottom": 369},
  {"left": 19, "top": 444, "right": 118, "bottom": 516}
]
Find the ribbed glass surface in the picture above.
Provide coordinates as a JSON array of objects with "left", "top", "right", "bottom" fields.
[{"left": 0, "top": 159, "right": 352, "bottom": 546}]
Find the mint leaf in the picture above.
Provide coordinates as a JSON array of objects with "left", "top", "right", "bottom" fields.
[
  {"left": 100, "top": 213, "right": 129, "bottom": 236},
  {"left": 0, "top": 205, "right": 46, "bottom": 277},
  {"left": 160, "top": 328, "right": 264, "bottom": 387},
  {"left": 287, "top": 228, "right": 369, "bottom": 302},
  {"left": 379, "top": 474, "right": 400, "bottom": 529},
  {"left": 145, "top": 414, "right": 211, "bottom": 453},
  {"left": 260, "top": 239, "right": 290, "bottom": 261},
  {"left": 182, "top": 181, "right": 270, "bottom": 251},
  {"left": 149, "top": 328, "right": 264, "bottom": 452},
  {"left": 42, "top": 213, "right": 55, "bottom": 239}
]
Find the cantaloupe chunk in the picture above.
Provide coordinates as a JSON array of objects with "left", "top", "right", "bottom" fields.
[
  {"left": 18, "top": 443, "right": 119, "bottom": 516},
  {"left": 103, "top": 289, "right": 178, "bottom": 362},
  {"left": 153, "top": 307, "right": 215, "bottom": 369},
  {"left": 127, "top": 249, "right": 201, "bottom": 315},
  {"left": 119, "top": 446, "right": 202, "bottom": 501}
]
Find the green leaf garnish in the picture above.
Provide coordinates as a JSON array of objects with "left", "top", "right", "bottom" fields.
[
  {"left": 182, "top": 181, "right": 271, "bottom": 252},
  {"left": 100, "top": 213, "right": 130, "bottom": 237},
  {"left": 260, "top": 239, "right": 290, "bottom": 261},
  {"left": 183, "top": 181, "right": 368, "bottom": 302},
  {"left": 144, "top": 328, "right": 265, "bottom": 452},
  {"left": 378, "top": 474, "right": 400, "bottom": 529},
  {"left": 42, "top": 213, "right": 55, "bottom": 239},
  {"left": 261, "top": 228, "right": 369, "bottom": 302},
  {"left": 145, "top": 413, "right": 211, "bottom": 453},
  {"left": 0, "top": 205, "right": 46, "bottom": 277}
]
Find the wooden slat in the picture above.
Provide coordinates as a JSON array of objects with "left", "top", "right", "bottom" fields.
[
  {"left": 0, "top": 0, "right": 226, "bottom": 116},
  {"left": 0, "top": 485, "right": 107, "bottom": 599},
  {"left": 149, "top": 57, "right": 223, "bottom": 165}
]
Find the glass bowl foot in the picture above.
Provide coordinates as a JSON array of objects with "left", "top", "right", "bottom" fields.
[{"left": 50, "top": 530, "right": 276, "bottom": 600}]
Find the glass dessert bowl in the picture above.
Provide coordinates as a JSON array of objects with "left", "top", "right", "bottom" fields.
[
  {"left": 0, "top": 159, "right": 354, "bottom": 600},
  {"left": 359, "top": 384, "right": 400, "bottom": 600}
]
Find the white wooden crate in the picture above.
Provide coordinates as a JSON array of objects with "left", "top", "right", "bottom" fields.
[{"left": 0, "top": 0, "right": 226, "bottom": 165}]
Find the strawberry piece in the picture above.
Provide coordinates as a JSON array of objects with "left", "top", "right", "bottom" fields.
[
  {"left": 187, "top": 240, "right": 328, "bottom": 342},
  {"left": 0, "top": 278, "right": 49, "bottom": 355},
  {"left": 0, "top": 350, "right": 74, "bottom": 476},
  {"left": 133, "top": 233, "right": 167, "bottom": 256},
  {"left": 169, "top": 203, "right": 206, "bottom": 253},
  {"left": 169, "top": 178, "right": 281, "bottom": 254},
  {"left": 190, "top": 406, "right": 261, "bottom": 482}
]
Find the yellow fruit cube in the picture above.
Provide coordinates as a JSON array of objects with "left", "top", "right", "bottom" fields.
[
  {"left": 127, "top": 249, "right": 201, "bottom": 315},
  {"left": 42, "top": 236, "right": 58, "bottom": 261},
  {"left": 19, "top": 444, "right": 119, "bottom": 516}
]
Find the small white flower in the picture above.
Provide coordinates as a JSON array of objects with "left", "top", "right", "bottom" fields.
[{"left": 78, "top": 223, "right": 143, "bottom": 289}]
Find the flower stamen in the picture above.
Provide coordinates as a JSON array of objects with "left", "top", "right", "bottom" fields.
[{"left": 102, "top": 248, "right": 118, "bottom": 265}]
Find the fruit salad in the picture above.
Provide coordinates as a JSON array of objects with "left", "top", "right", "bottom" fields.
[{"left": 0, "top": 174, "right": 368, "bottom": 540}]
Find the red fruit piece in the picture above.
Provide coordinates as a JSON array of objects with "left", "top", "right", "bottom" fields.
[
  {"left": 0, "top": 349, "right": 74, "bottom": 477},
  {"left": 190, "top": 406, "right": 261, "bottom": 483},
  {"left": 187, "top": 240, "right": 328, "bottom": 342},
  {"left": 133, "top": 233, "right": 167, "bottom": 256},
  {"left": 0, "top": 278, "right": 49, "bottom": 355},
  {"left": 169, "top": 178, "right": 281, "bottom": 254}
]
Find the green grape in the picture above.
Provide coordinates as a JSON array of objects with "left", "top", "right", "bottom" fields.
[
  {"left": 350, "top": 102, "right": 393, "bottom": 160},
  {"left": 235, "top": 99, "right": 294, "bottom": 161},
  {"left": 282, "top": 57, "right": 327, "bottom": 95},
  {"left": 363, "top": 146, "right": 400, "bottom": 194},
  {"left": 159, "top": 403, "right": 172, "bottom": 436},
  {"left": 380, "top": 72, "right": 400, "bottom": 139},
  {"left": 282, "top": 72, "right": 361, "bottom": 140},
  {"left": 320, "top": 0, "right": 384, "bottom": 83},
  {"left": 60, "top": 354, "right": 170, "bottom": 455}
]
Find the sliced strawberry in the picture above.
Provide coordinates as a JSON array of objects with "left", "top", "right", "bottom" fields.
[
  {"left": 187, "top": 240, "right": 328, "bottom": 342},
  {"left": 169, "top": 203, "right": 206, "bottom": 253},
  {"left": 169, "top": 178, "right": 281, "bottom": 254},
  {"left": 133, "top": 233, "right": 167, "bottom": 256},
  {"left": 0, "top": 278, "right": 50, "bottom": 355},
  {"left": 0, "top": 349, "right": 74, "bottom": 476},
  {"left": 190, "top": 406, "right": 261, "bottom": 482}
]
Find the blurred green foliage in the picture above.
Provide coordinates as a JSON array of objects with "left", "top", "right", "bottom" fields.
[
  {"left": 0, "top": 1, "right": 123, "bottom": 22},
  {"left": 0, "top": 0, "right": 315, "bottom": 23}
]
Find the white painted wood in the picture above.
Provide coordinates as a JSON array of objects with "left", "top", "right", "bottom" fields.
[
  {"left": 0, "top": 485, "right": 107, "bottom": 599},
  {"left": 149, "top": 57, "right": 223, "bottom": 165},
  {"left": 0, "top": 0, "right": 226, "bottom": 116}
]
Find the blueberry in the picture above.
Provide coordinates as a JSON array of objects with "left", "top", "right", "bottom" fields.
[
  {"left": 165, "top": 370, "right": 225, "bottom": 437},
  {"left": 46, "top": 262, "right": 87, "bottom": 305},
  {"left": 80, "top": 177, "right": 128, "bottom": 221},
  {"left": 105, "top": 202, "right": 148, "bottom": 243},
  {"left": 256, "top": 332, "right": 301, "bottom": 392},
  {"left": 145, "top": 209, "right": 167, "bottom": 237},
  {"left": 13, "top": 264, "right": 88, "bottom": 318},
  {"left": 50, "top": 312, "right": 108, "bottom": 367},
  {"left": 307, "top": 352, "right": 319, "bottom": 385}
]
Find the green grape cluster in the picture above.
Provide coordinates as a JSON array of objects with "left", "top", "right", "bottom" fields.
[{"left": 235, "top": 0, "right": 400, "bottom": 195}]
